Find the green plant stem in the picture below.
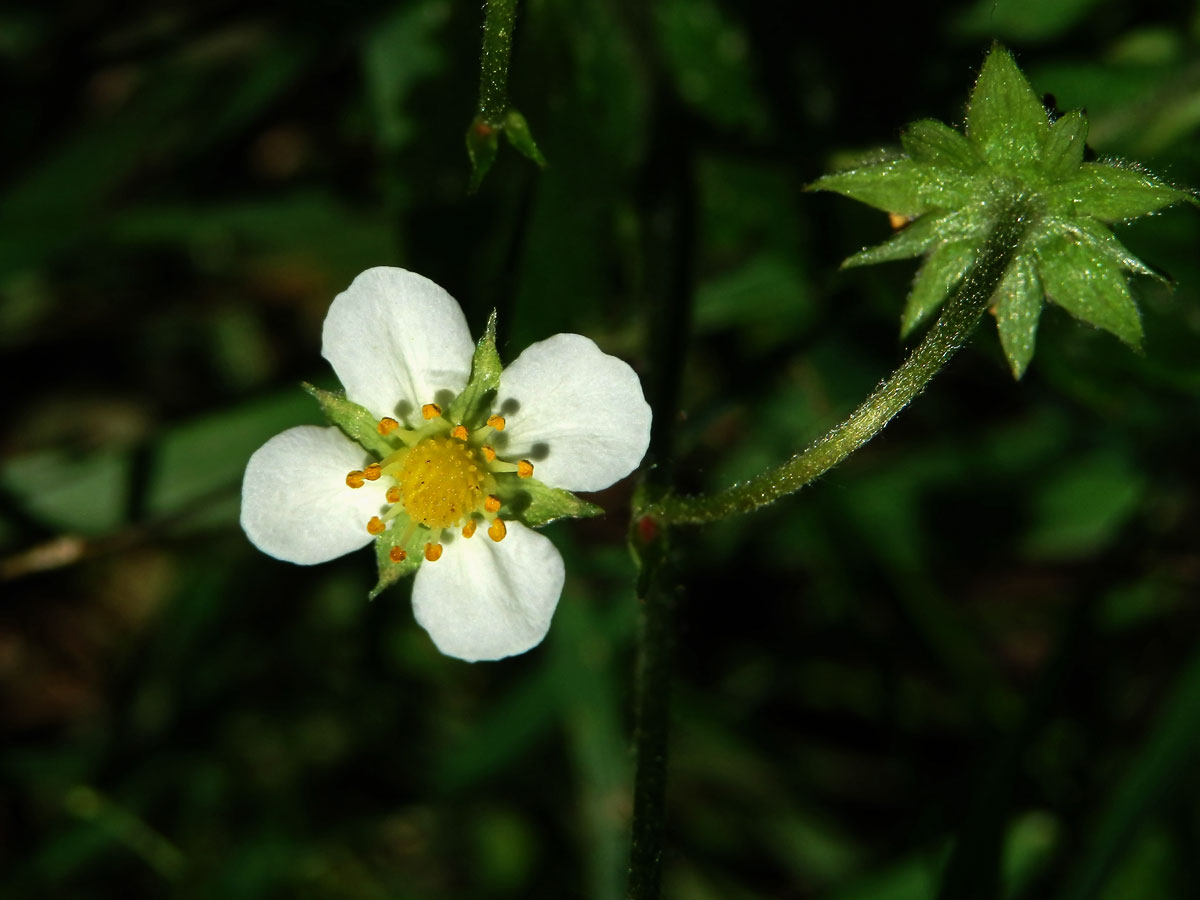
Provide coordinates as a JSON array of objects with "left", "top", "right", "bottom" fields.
[
  {"left": 628, "top": 95, "right": 695, "bottom": 900},
  {"left": 640, "top": 196, "right": 1037, "bottom": 526},
  {"left": 478, "top": 0, "right": 517, "bottom": 125}
]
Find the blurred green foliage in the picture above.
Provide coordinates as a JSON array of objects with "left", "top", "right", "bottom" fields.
[{"left": 2, "top": 1, "right": 1200, "bottom": 898}]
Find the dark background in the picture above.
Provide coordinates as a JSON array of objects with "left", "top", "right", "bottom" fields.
[{"left": 3, "top": 1, "right": 1200, "bottom": 897}]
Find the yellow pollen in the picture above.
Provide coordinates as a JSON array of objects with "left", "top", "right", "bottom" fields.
[
  {"left": 450, "top": 425, "right": 469, "bottom": 441},
  {"left": 386, "top": 485, "right": 402, "bottom": 504},
  {"left": 484, "top": 495, "right": 501, "bottom": 513},
  {"left": 366, "top": 516, "right": 385, "bottom": 535},
  {"left": 488, "top": 518, "right": 507, "bottom": 542},
  {"left": 422, "top": 403, "right": 442, "bottom": 420},
  {"left": 517, "top": 459, "right": 534, "bottom": 479},
  {"left": 462, "top": 520, "right": 477, "bottom": 538},
  {"left": 487, "top": 414, "right": 506, "bottom": 431},
  {"left": 363, "top": 463, "right": 382, "bottom": 481},
  {"left": 424, "top": 542, "right": 443, "bottom": 562},
  {"left": 396, "top": 437, "right": 486, "bottom": 529},
  {"left": 345, "top": 470, "right": 365, "bottom": 489},
  {"left": 377, "top": 417, "right": 400, "bottom": 435},
  {"left": 482, "top": 445, "right": 496, "bottom": 462},
  {"left": 389, "top": 547, "right": 407, "bottom": 563}
]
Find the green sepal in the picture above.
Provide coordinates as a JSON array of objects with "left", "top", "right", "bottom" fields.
[
  {"left": 811, "top": 157, "right": 974, "bottom": 217},
  {"left": 302, "top": 383, "right": 393, "bottom": 457},
  {"left": 843, "top": 211, "right": 981, "bottom": 270},
  {"left": 466, "top": 115, "right": 500, "bottom": 194},
  {"left": 901, "top": 119, "right": 982, "bottom": 172},
  {"left": 966, "top": 44, "right": 1049, "bottom": 167},
  {"left": 503, "top": 107, "right": 547, "bottom": 167},
  {"left": 1047, "top": 161, "right": 1191, "bottom": 222},
  {"left": 1043, "top": 110, "right": 1088, "bottom": 182},
  {"left": 993, "top": 254, "right": 1043, "bottom": 380},
  {"left": 497, "top": 476, "right": 604, "bottom": 528},
  {"left": 369, "top": 513, "right": 424, "bottom": 600},
  {"left": 1036, "top": 234, "right": 1144, "bottom": 349},
  {"left": 901, "top": 238, "right": 977, "bottom": 337},
  {"left": 447, "top": 309, "right": 502, "bottom": 429},
  {"left": 1051, "top": 217, "right": 1159, "bottom": 280}
]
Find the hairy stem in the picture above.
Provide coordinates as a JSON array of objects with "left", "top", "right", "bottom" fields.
[
  {"left": 478, "top": 0, "right": 517, "bottom": 125},
  {"left": 641, "top": 196, "right": 1036, "bottom": 525}
]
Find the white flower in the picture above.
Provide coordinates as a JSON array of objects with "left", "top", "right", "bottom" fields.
[{"left": 240, "top": 267, "right": 652, "bottom": 662}]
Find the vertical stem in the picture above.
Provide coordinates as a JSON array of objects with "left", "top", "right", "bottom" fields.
[
  {"left": 628, "top": 96, "right": 695, "bottom": 900},
  {"left": 478, "top": 0, "right": 517, "bottom": 125}
]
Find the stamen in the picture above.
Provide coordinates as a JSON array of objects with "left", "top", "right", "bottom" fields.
[
  {"left": 422, "top": 403, "right": 442, "bottom": 420},
  {"left": 484, "top": 495, "right": 501, "bottom": 513},
  {"left": 377, "top": 417, "right": 400, "bottom": 435},
  {"left": 488, "top": 518, "right": 507, "bottom": 542},
  {"left": 517, "top": 460, "right": 534, "bottom": 479},
  {"left": 450, "top": 425, "right": 469, "bottom": 441},
  {"left": 486, "top": 414, "right": 506, "bottom": 431},
  {"left": 367, "top": 516, "right": 386, "bottom": 535},
  {"left": 386, "top": 485, "right": 402, "bottom": 504},
  {"left": 345, "top": 470, "right": 365, "bottom": 489},
  {"left": 389, "top": 547, "right": 407, "bottom": 563},
  {"left": 363, "top": 463, "right": 382, "bottom": 481},
  {"left": 462, "top": 520, "right": 477, "bottom": 538},
  {"left": 424, "top": 542, "right": 443, "bottom": 562},
  {"left": 482, "top": 446, "right": 496, "bottom": 462}
]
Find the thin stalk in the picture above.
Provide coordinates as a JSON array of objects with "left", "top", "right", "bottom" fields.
[
  {"left": 478, "top": 0, "right": 517, "bottom": 125},
  {"left": 641, "top": 196, "right": 1037, "bottom": 525}
]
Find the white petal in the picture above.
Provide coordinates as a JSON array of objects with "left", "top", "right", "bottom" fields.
[
  {"left": 495, "top": 334, "right": 652, "bottom": 492},
  {"left": 411, "top": 521, "right": 565, "bottom": 662},
  {"left": 241, "top": 425, "right": 390, "bottom": 565},
  {"left": 322, "top": 267, "right": 475, "bottom": 422}
]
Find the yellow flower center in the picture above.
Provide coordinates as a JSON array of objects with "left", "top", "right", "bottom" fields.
[
  {"left": 397, "top": 436, "right": 485, "bottom": 529},
  {"left": 344, "top": 409, "right": 537, "bottom": 561}
]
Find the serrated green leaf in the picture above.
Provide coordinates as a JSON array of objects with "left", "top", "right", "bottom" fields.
[
  {"left": 966, "top": 45, "right": 1049, "bottom": 166},
  {"left": 811, "top": 158, "right": 974, "bottom": 217},
  {"left": 447, "top": 310, "right": 502, "bottom": 428},
  {"left": 302, "top": 383, "right": 393, "bottom": 457},
  {"left": 1050, "top": 161, "right": 1189, "bottom": 222},
  {"left": 1043, "top": 110, "right": 1088, "bottom": 181},
  {"left": 901, "top": 119, "right": 981, "bottom": 172},
  {"left": 901, "top": 238, "right": 978, "bottom": 337},
  {"left": 993, "top": 254, "right": 1043, "bottom": 379},
  {"left": 1036, "top": 235, "right": 1143, "bottom": 348},
  {"left": 370, "top": 513, "right": 424, "bottom": 600},
  {"left": 498, "top": 477, "right": 603, "bottom": 527}
]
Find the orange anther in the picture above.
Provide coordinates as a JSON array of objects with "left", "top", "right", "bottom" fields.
[
  {"left": 450, "top": 425, "right": 469, "bottom": 441},
  {"left": 424, "top": 542, "right": 443, "bottom": 562},
  {"left": 345, "top": 470, "right": 365, "bottom": 489},
  {"left": 386, "top": 485, "right": 402, "bottom": 504},
  {"left": 363, "top": 463, "right": 382, "bottom": 481},
  {"left": 517, "top": 460, "right": 534, "bottom": 479},
  {"left": 462, "top": 520, "right": 477, "bottom": 538},
  {"left": 389, "top": 547, "right": 407, "bottom": 563},
  {"left": 484, "top": 495, "right": 501, "bottom": 513},
  {"left": 888, "top": 211, "right": 910, "bottom": 230},
  {"left": 421, "top": 403, "right": 442, "bottom": 420},
  {"left": 487, "top": 518, "right": 507, "bottom": 542},
  {"left": 482, "top": 445, "right": 496, "bottom": 462},
  {"left": 377, "top": 417, "right": 400, "bottom": 435},
  {"left": 486, "top": 414, "right": 506, "bottom": 431},
  {"left": 367, "top": 516, "right": 386, "bottom": 535}
]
